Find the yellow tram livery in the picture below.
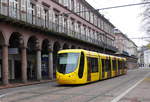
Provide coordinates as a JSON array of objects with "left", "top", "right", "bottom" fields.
[{"left": 56, "top": 49, "right": 127, "bottom": 85}]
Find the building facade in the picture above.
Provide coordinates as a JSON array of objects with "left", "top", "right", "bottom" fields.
[
  {"left": 138, "top": 46, "right": 150, "bottom": 68},
  {"left": 114, "top": 29, "right": 138, "bottom": 69},
  {"left": 0, "top": 0, "right": 117, "bottom": 85},
  {"left": 114, "top": 29, "right": 138, "bottom": 56},
  {"left": 144, "top": 49, "right": 150, "bottom": 67}
]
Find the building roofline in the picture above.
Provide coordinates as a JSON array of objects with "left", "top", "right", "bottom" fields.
[
  {"left": 81, "top": 0, "right": 115, "bottom": 28},
  {"left": 114, "top": 29, "right": 137, "bottom": 47}
]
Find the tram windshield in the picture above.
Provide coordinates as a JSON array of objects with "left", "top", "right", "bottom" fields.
[{"left": 57, "top": 53, "right": 80, "bottom": 74}]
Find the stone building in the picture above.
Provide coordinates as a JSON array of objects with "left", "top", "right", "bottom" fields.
[
  {"left": 0, "top": 0, "right": 117, "bottom": 85},
  {"left": 114, "top": 29, "right": 138, "bottom": 69},
  {"left": 138, "top": 46, "right": 150, "bottom": 68}
]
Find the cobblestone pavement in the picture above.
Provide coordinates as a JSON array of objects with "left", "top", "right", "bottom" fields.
[{"left": 0, "top": 68, "right": 150, "bottom": 102}]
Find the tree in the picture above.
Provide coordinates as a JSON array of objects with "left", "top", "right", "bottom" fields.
[{"left": 143, "top": 0, "right": 150, "bottom": 35}]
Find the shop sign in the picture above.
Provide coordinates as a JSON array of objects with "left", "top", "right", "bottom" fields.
[
  {"left": 0, "top": 48, "right": 18, "bottom": 55},
  {"left": 9, "top": 48, "right": 19, "bottom": 54}
]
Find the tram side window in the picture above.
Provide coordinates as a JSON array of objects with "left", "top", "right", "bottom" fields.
[
  {"left": 105, "top": 59, "right": 111, "bottom": 72},
  {"left": 118, "top": 61, "right": 122, "bottom": 69},
  {"left": 87, "top": 57, "right": 98, "bottom": 73},
  {"left": 122, "top": 61, "right": 125, "bottom": 69},
  {"left": 118, "top": 61, "right": 120, "bottom": 69},
  {"left": 102, "top": 59, "right": 105, "bottom": 72},
  {"left": 112, "top": 59, "right": 117, "bottom": 70}
]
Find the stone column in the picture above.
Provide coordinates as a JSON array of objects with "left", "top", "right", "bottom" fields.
[
  {"left": 48, "top": 44, "right": 53, "bottom": 80},
  {"left": 21, "top": 47, "right": 27, "bottom": 83},
  {"left": 2, "top": 45, "right": 9, "bottom": 85},
  {"left": 36, "top": 49, "right": 41, "bottom": 81},
  {"left": 48, "top": 51, "right": 53, "bottom": 80}
]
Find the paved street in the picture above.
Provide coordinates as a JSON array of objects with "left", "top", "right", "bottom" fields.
[{"left": 0, "top": 68, "right": 150, "bottom": 102}]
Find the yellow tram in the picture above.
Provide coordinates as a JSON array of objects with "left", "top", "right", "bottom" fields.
[{"left": 56, "top": 49, "right": 127, "bottom": 84}]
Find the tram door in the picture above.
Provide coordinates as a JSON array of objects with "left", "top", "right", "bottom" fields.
[
  {"left": 101, "top": 59, "right": 105, "bottom": 79},
  {"left": 87, "top": 58, "right": 91, "bottom": 81}
]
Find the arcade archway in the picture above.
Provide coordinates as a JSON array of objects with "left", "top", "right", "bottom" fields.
[
  {"left": 71, "top": 45, "right": 76, "bottom": 49},
  {"left": 0, "top": 32, "right": 5, "bottom": 84},
  {"left": 41, "top": 39, "right": 49, "bottom": 79},
  {"left": 63, "top": 43, "right": 69, "bottom": 49},
  {"left": 27, "top": 36, "right": 38, "bottom": 80},
  {"left": 9, "top": 32, "right": 23, "bottom": 82},
  {"left": 53, "top": 41, "right": 61, "bottom": 78}
]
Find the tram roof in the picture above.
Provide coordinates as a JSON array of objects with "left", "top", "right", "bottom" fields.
[{"left": 58, "top": 49, "right": 126, "bottom": 60}]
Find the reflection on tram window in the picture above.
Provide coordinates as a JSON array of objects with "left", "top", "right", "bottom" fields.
[{"left": 57, "top": 53, "right": 80, "bottom": 74}]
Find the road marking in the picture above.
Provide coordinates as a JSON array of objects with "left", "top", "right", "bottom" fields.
[
  {"left": 0, "top": 91, "right": 18, "bottom": 98},
  {"left": 111, "top": 72, "right": 150, "bottom": 102}
]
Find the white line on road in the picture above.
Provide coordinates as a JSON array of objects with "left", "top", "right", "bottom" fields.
[
  {"left": 0, "top": 91, "right": 19, "bottom": 99},
  {"left": 111, "top": 72, "right": 150, "bottom": 102}
]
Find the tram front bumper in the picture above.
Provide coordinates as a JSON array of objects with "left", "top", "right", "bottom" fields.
[{"left": 56, "top": 74, "right": 77, "bottom": 84}]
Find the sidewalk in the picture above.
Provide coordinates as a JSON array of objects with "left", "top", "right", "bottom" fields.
[
  {"left": 0, "top": 80, "right": 55, "bottom": 90},
  {"left": 120, "top": 75, "right": 150, "bottom": 102}
]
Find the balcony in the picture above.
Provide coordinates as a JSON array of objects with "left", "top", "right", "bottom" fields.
[{"left": 0, "top": 1, "right": 117, "bottom": 52}]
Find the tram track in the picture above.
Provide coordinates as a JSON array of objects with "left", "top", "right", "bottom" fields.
[
  {"left": 1, "top": 70, "right": 148, "bottom": 102},
  {"left": 86, "top": 71, "right": 148, "bottom": 102}
]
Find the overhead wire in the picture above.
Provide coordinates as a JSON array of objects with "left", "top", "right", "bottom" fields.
[{"left": 63, "top": 2, "right": 150, "bottom": 15}]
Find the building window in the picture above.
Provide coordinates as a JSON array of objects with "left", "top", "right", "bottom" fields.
[
  {"left": 76, "top": 2, "right": 79, "bottom": 13},
  {"left": 44, "top": 9, "right": 49, "bottom": 27},
  {"left": 88, "top": 28, "right": 91, "bottom": 41},
  {"left": 71, "top": 19, "right": 75, "bottom": 31},
  {"left": 63, "top": 0, "right": 69, "bottom": 8},
  {"left": 71, "top": 0, "right": 74, "bottom": 11},
  {"left": 79, "top": 3, "right": 82, "bottom": 17},
  {"left": 78, "top": 24, "right": 81, "bottom": 34},
  {"left": 30, "top": 3, "right": 36, "bottom": 24},
  {"left": 83, "top": 25, "right": 86, "bottom": 36},
  {"left": 90, "top": 12, "right": 94, "bottom": 24}
]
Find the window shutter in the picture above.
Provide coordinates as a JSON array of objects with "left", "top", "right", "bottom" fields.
[
  {"left": 74, "top": 22, "right": 77, "bottom": 32},
  {"left": 76, "top": 2, "right": 79, "bottom": 13},
  {"left": 15, "top": 0, "right": 19, "bottom": 19},
  {"left": 27, "top": 0, "right": 32, "bottom": 14},
  {"left": 64, "top": 0, "right": 68, "bottom": 8},
  {"left": 86, "top": 28, "right": 89, "bottom": 37},
  {"left": 74, "top": 0, "right": 76, "bottom": 12},
  {"left": 36, "top": 4, "right": 41, "bottom": 18},
  {"left": 9, "top": 0, "right": 13, "bottom": 17},
  {"left": 21, "top": 0, "right": 26, "bottom": 11},
  {"left": 69, "top": 0, "right": 71, "bottom": 10},
  {"left": 48, "top": 9, "right": 53, "bottom": 22},
  {"left": 80, "top": 25, "right": 83, "bottom": 35},
  {"left": 59, "top": 16, "right": 62, "bottom": 26},
  {"left": 61, "top": 16, "right": 65, "bottom": 32},
  {"left": 80, "top": 4, "right": 82, "bottom": 17},
  {"left": 41, "top": 6, "right": 45, "bottom": 27},
  {"left": 52, "top": 10, "right": 55, "bottom": 23},
  {"left": 1, "top": 0, "right": 7, "bottom": 3},
  {"left": 68, "top": 19, "right": 71, "bottom": 29},
  {"left": 41, "top": 6, "right": 45, "bottom": 20},
  {"left": 58, "top": 0, "right": 63, "bottom": 4},
  {"left": 27, "top": 0, "right": 32, "bottom": 23}
]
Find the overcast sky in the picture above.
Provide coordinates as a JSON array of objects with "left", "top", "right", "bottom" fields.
[{"left": 86, "top": 0, "right": 148, "bottom": 47}]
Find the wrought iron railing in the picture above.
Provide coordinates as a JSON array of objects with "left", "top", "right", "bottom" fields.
[{"left": 0, "top": 2, "right": 117, "bottom": 52}]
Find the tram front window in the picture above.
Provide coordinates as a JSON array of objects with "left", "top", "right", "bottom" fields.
[{"left": 57, "top": 53, "right": 80, "bottom": 74}]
